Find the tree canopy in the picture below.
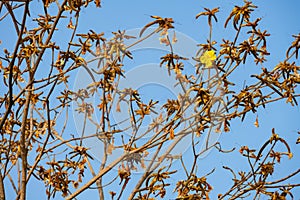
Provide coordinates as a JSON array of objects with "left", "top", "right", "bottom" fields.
[{"left": 0, "top": 0, "right": 300, "bottom": 199}]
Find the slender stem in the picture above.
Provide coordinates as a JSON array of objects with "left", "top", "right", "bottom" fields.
[
  {"left": 0, "top": 0, "right": 29, "bottom": 132},
  {"left": 65, "top": 153, "right": 127, "bottom": 200},
  {"left": 19, "top": 82, "right": 31, "bottom": 200},
  {"left": 128, "top": 134, "right": 185, "bottom": 200},
  {"left": 0, "top": 171, "right": 5, "bottom": 200}
]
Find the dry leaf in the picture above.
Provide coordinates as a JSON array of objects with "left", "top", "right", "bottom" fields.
[
  {"left": 254, "top": 115, "right": 259, "bottom": 128},
  {"left": 116, "top": 101, "right": 121, "bottom": 112},
  {"left": 169, "top": 128, "right": 175, "bottom": 139},
  {"left": 107, "top": 143, "right": 114, "bottom": 155},
  {"left": 67, "top": 18, "right": 75, "bottom": 29},
  {"left": 172, "top": 31, "right": 177, "bottom": 44}
]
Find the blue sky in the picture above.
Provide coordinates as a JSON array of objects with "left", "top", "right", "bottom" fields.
[{"left": 1, "top": 0, "right": 300, "bottom": 199}]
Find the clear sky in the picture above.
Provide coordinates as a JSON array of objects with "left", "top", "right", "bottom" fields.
[{"left": 1, "top": 0, "right": 300, "bottom": 199}]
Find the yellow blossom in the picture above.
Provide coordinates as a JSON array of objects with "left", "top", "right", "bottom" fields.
[{"left": 200, "top": 50, "right": 216, "bottom": 68}]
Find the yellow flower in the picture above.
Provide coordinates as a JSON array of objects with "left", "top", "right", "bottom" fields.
[{"left": 200, "top": 50, "right": 216, "bottom": 68}]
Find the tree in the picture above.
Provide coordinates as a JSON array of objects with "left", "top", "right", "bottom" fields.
[{"left": 0, "top": 0, "right": 300, "bottom": 199}]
